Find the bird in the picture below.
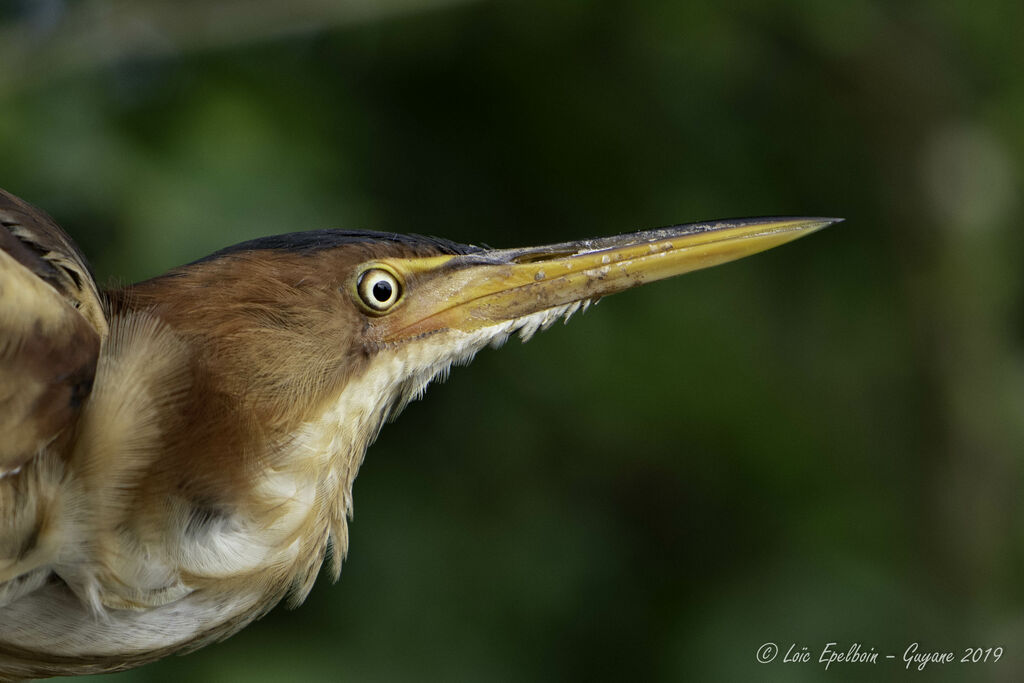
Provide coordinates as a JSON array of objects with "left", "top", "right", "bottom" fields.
[{"left": 0, "top": 186, "right": 837, "bottom": 678}]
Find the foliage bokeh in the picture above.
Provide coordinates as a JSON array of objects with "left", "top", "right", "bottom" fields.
[{"left": 2, "top": 0, "right": 1022, "bottom": 680}]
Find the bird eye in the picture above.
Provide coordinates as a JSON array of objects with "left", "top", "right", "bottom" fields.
[{"left": 356, "top": 267, "right": 402, "bottom": 312}]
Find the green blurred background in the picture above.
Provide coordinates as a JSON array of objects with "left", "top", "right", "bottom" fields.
[{"left": 2, "top": 0, "right": 1022, "bottom": 680}]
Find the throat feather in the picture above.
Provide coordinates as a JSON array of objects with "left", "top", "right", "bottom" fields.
[{"left": 284, "top": 301, "right": 591, "bottom": 594}]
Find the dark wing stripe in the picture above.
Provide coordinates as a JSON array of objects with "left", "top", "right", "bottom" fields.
[{"left": 0, "top": 190, "right": 108, "bottom": 335}]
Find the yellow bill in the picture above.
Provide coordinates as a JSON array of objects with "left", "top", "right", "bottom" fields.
[{"left": 363, "top": 217, "right": 839, "bottom": 343}]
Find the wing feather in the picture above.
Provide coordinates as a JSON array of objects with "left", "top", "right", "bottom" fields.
[{"left": 0, "top": 189, "right": 105, "bottom": 474}]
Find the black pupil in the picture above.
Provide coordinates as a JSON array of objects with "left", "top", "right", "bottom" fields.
[{"left": 371, "top": 279, "right": 393, "bottom": 302}]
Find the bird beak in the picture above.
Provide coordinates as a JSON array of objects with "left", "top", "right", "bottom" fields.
[{"left": 373, "top": 217, "right": 840, "bottom": 343}]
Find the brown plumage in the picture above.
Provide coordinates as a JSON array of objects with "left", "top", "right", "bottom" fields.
[{"left": 0, "top": 187, "right": 836, "bottom": 678}]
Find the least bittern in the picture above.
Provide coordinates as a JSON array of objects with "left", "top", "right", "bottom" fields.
[{"left": 0, "top": 187, "right": 836, "bottom": 678}]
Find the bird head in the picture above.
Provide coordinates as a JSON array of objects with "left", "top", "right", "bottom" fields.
[{"left": 124, "top": 217, "right": 836, "bottom": 448}]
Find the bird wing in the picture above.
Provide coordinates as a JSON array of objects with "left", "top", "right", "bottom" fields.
[
  {"left": 0, "top": 190, "right": 222, "bottom": 677},
  {"left": 0, "top": 188, "right": 106, "bottom": 474}
]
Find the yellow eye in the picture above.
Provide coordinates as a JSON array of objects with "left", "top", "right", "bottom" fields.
[{"left": 357, "top": 268, "right": 402, "bottom": 312}]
